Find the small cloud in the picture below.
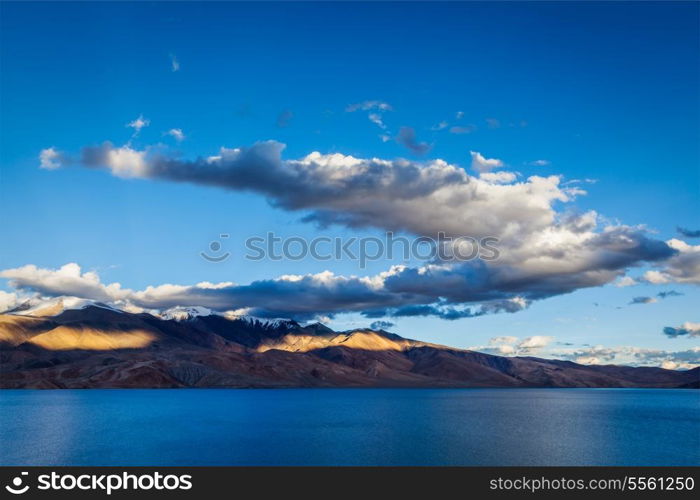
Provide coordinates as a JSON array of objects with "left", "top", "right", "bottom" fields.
[
  {"left": 165, "top": 128, "right": 185, "bottom": 142},
  {"left": 629, "top": 296, "right": 657, "bottom": 305},
  {"left": 396, "top": 126, "right": 431, "bottom": 155},
  {"left": 169, "top": 53, "right": 180, "bottom": 72},
  {"left": 346, "top": 100, "right": 392, "bottom": 112},
  {"left": 677, "top": 227, "right": 700, "bottom": 238},
  {"left": 431, "top": 121, "right": 449, "bottom": 131},
  {"left": 348, "top": 101, "right": 392, "bottom": 134},
  {"left": 449, "top": 125, "right": 477, "bottom": 135},
  {"left": 614, "top": 276, "right": 638, "bottom": 287},
  {"left": 485, "top": 118, "right": 500, "bottom": 129},
  {"left": 39, "top": 147, "right": 62, "bottom": 170},
  {"left": 643, "top": 270, "right": 670, "bottom": 285},
  {"left": 379, "top": 134, "right": 391, "bottom": 143},
  {"left": 470, "top": 151, "right": 504, "bottom": 173},
  {"left": 370, "top": 320, "right": 395, "bottom": 330},
  {"left": 528, "top": 159, "right": 550, "bottom": 167},
  {"left": 455, "top": 111, "right": 465, "bottom": 120},
  {"left": 368, "top": 113, "right": 386, "bottom": 130},
  {"left": 657, "top": 290, "right": 683, "bottom": 299},
  {"left": 276, "top": 110, "right": 293, "bottom": 128},
  {"left": 518, "top": 335, "right": 554, "bottom": 353},
  {"left": 126, "top": 114, "right": 149, "bottom": 136},
  {"left": 663, "top": 322, "right": 700, "bottom": 338}
]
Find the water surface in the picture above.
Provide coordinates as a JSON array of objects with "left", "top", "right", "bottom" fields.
[{"left": 1, "top": 388, "right": 698, "bottom": 465}]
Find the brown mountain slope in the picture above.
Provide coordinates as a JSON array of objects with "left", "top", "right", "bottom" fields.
[{"left": 0, "top": 306, "right": 697, "bottom": 389}]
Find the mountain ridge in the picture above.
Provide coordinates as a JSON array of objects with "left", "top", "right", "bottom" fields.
[{"left": 0, "top": 305, "right": 697, "bottom": 389}]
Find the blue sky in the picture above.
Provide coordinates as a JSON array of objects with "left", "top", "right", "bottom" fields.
[{"left": 1, "top": 2, "right": 698, "bottom": 366}]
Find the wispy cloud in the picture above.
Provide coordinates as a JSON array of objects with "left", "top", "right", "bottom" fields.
[
  {"left": 126, "top": 114, "right": 149, "bottom": 141},
  {"left": 345, "top": 100, "right": 392, "bottom": 112},
  {"left": 347, "top": 100, "right": 392, "bottom": 138},
  {"left": 165, "top": 128, "right": 185, "bottom": 142},
  {"left": 368, "top": 113, "right": 386, "bottom": 130},
  {"left": 169, "top": 53, "right": 180, "bottom": 72}
]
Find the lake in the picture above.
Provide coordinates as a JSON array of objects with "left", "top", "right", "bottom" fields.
[{"left": 1, "top": 388, "right": 698, "bottom": 466}]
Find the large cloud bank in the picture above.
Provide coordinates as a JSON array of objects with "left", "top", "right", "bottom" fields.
[{"left": 5, "top": 140, "right": 696, "bottom": 320}]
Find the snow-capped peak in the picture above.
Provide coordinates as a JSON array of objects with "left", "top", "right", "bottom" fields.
[
  {"left": 8, "top": 297, "right": 123, "bottom": 317},
  {"left": 222, "top": 312, "right": 298, "bottom": 330},
  {"left": 160, "top": 306, "right": 212, "bottom": 321}
]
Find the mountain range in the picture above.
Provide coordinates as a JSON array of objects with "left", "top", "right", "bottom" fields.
[{"left": 1, "top": 301, "right": 698, "bottom": 389}]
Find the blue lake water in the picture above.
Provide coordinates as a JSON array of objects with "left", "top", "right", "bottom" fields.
[{"left": 0, "top": 388, "right": 698, "bottom": 466}]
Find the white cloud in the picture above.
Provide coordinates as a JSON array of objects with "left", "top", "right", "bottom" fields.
[
  {"left": 39, "top": 148, "right": 62, "bottom": 170},
  {"left": 0, "top": 263, "right": 130, "bottom": 303},
  {"left": 529, "top": 160, "right": 550, "bottom": 167},
  {"left": 470, "top": 335, "right": 553, "bottom": 356},
  {"left": 470, "top": 151, "right": 504, "bottom": 173},
  {"left": 31, "top": 140, "right": 676, "bottom": 319},
  {"left": 166, "top": 128, "right": 185, "bottom": 142},
  {"left": 518, "top": 335, "right": 554, "bottom": 352},
  {"left": 368, "top": 113, "right": 386, "bottom": 130},
  {"left": 431, "top": 121, "right": 448, "bottom": 131},
  {"left": 614, "top": 276, "right": 638, "bottom": 287},
  {"left": 643, "top": 270, "right": 669, "bottom": 284},
  {"left": 126, "top": 114, "right": 149, "bottom": 136}
]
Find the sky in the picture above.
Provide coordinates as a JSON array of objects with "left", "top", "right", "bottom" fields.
[{"left": 1, "top": 1, "right": 699, "bottom": 368}]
